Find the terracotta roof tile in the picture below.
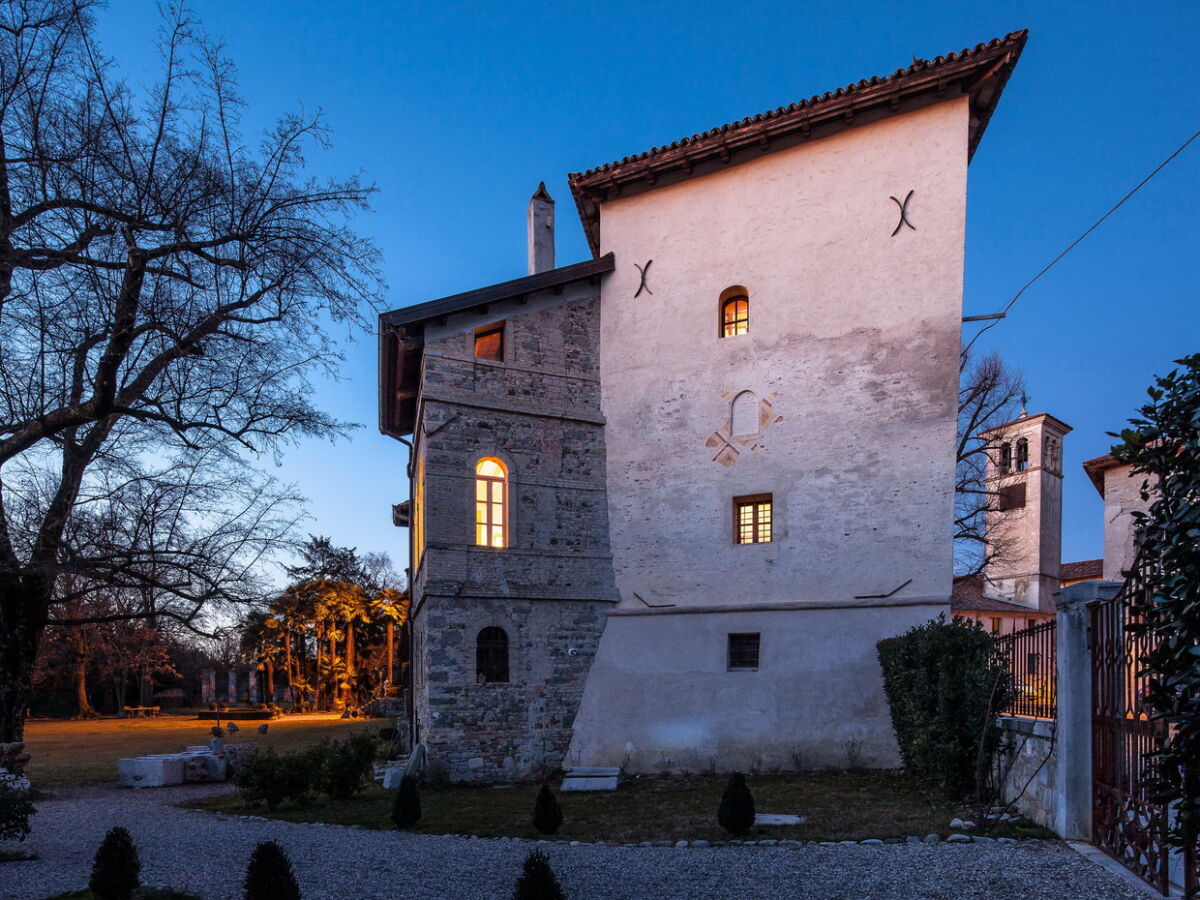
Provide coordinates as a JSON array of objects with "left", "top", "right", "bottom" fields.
[{"left": 1060, "top": 559, "right": 1103, "bottom": 581}]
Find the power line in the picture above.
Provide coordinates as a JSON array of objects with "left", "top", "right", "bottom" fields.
[{"left": 964, "top": 125, "right": 1200, "bottom": 355}]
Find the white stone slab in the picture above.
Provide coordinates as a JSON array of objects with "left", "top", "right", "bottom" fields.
[
  {"left": 560, "top": 775, "right": 619, "bottom": 792},
  {"left": 381, "top": 767, "right": 406, "bottom": 789},
  {"left": 181, "top": 752, "right": 226, "bottom": 783},
  {"left": 565, "top": 767, "right": 621, "bottom": 777},
  {"left": 754, "top": 813, "right": 805, "bottom": 826},
  {"left": 118, "top": 755, "right": 185, "bottom": 788}
]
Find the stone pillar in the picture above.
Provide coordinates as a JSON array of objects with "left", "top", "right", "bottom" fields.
[
  {"left": 527, "top": 182, "right": 554, "bottom": 275},
  {"left": 1053, "top": 580, "right": 1121, "bottom": 840},
  {"left": 227, "top": 670, "right": 238, "bottom": 704},
  {"left": 247, "top": 668, "right": 258, "bottom": 704}
]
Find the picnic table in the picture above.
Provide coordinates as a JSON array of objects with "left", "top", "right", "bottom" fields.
[{"left": 122, "top": 706, "right": 161, "bottom": 718}]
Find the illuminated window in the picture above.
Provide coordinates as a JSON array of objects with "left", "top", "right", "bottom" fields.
[
  {"left": 474, "top": 323, "right": 504, "bottom": 361},
  {"left": 991, "top": 617, "right": 1002, "bottom": 635},
  {"left": 719, "top": 286, "right": 749, "bottom": 338},
  {"left": 476, "top": 627, "right": 509, "bottom": 684},
  {"left": 1015, "top": 438, "right": 1029, "bottom": 472},
  {"left": 731, "top": 391, "right": 758, "bottom": 437},
  {"left": 734, "top": 494, "right": 772, "bottom": 544},
  {"left": 727, "top": 633, "right": 760, "bottom": 671},
  {"left": 414, "top": 456, "right": 426, "bottom": 567},
  {"left": 474, "top": 458, "right": 508, "bottom": 548}
]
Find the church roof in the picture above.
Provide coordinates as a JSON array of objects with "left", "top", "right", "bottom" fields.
[
  {"left": 1060, "top": 559, "right": 1103, "bottom": 582},
  {"left": 568, "top": 30, "right": 1028, "bottom": 256}
]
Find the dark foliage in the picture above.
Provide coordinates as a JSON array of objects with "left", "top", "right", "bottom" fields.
[
  {"left": 310, "top": 734, "right": 377, "bottom": 800},
  {"left": 391, "top": 774, "right": 421, "bottom": 828},
  {"left": 89, "top": 826, "right": 141, "bottom": 900},
  {"left": 717, "top": 773, "right": 755, "bottom": 835},
  {"left": 243, "top": 840, "right": 301, "bottom": 900},
  {"left": 234, "top": 749, "right": 314, "bottom": 811},
  {"left": 512, "top": 849, "right": 566, "bottom": 900},
  {"left": 532, "top": 783, "right": 563, "bottom": 835},
  {"left": 0, "top": 780, "right": 34, "bottom": 842},
  {"left": 1111, "top": 353, "right": 1200, "bottom": 853},
  {"left": 876, "top": 617, "right": 1014, "bottom": 799}
]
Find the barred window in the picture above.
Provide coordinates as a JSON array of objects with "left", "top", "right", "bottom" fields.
[
  {"left": 475, "top": 458, "right": 507, "bottom": 548},
  {"left": 476, "top": 627, "right": 509, "bottom": 684},
  {"left": 728, "top": 633, "right": 760, "bottom": 671},
  {"left": 734, "top": 494, "right": 772, "bottom": 544},
  {"left": 719, "top": 286, "right": 749, "bottom": 338}
]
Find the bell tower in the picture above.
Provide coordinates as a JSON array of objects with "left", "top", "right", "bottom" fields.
[{"left": 981, "top": 412, "right": 1072, "bottom": 612}]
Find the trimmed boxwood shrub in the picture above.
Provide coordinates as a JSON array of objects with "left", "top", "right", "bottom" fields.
[
  {"left": 717, "top": 773, "right": 755, "bottom": 835},
  {"left": 512, "top": 849, "right": 565, "bottom": 900},
  {"left": 89, "top": 826, "right": 141, "bottom": 900},
  {"left": 234, "top": 748, "right": 315, "bottom": 811},
  {"left": 532, "top": 783, "right": 563, "bottom": 835},
  {"left": 244, "top": 840, "right": 301, "bottom": 900},
  {"left": 876, "top": 616, "right": 1014, "bottom": 799}
]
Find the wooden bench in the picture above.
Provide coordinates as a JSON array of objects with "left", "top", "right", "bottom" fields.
[{"left": 122, "top": 706, "right": 161, "bottom": 718}]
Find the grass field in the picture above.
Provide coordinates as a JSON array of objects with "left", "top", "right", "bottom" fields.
[
  {"left": 21, "top": 711, "right": 374, "bottom": 788},
  {"left": 188, "top": 771, "right": 1057, "bottom": 844}
]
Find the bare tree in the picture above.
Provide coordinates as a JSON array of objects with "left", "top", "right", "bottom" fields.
[
  {"left": 0, "top": 1, "right": 383, "bottom": 741},
  {"left": 955, "top": 349, "right": 1026, "bottom": 577}
]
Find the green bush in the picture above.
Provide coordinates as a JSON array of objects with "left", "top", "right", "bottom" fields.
[
  {"left": 234, "top": 749, "right": 315, "bottom": 811},
  {"left": 717, "top": 773, "right": 755, "bottom": 835},
  {"left": 876, "top": 616, "right": 1013, "bottom": 799},
  {"left": 89, "top": 826, "right": 141, "bottom": 900},
  {"left": 310, "top": 733, "right": 377, "bottom": 801},
  {"left": 243, "top": 840, "right": 301, "bottom": 900},
  {"left": 0, "top": 779, "right": 34, "bottom": 843},
  {"left": 391, "top": 774, "right": 421, "bottom": 828},
  {"left": 512, "top": 849, "right": 565, "bottom": 900},
  {"left": 532, "top": 783, "right": 563, "bottom": 835}
]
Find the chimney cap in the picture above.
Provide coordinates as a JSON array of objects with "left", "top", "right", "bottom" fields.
[{"left": 531, "top": 181, "right": 554, "bottom": 203}]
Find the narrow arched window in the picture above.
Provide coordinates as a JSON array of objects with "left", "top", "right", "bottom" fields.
[
  {"left": 731, "top": 391, "right": 758, "bottom": 437},
  {"left": 1015, "top": 438, "right": 1029, "bottom": 472},
  {"left": 999, "top": 442, "right": 1012, "bottom": 473},
  {"left": 476, "top": 627, "right": 509, "bottom": 684},
  {"left": 720, "top": 286, "right": 749, "bottom": 338},
  {"left": 475, "top": 458, "right": 507, "bottom": 548}
]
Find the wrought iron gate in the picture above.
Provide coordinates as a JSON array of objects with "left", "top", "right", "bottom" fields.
[{"left": 1091, "top": 581, "right": 1197, "bottom": 896}]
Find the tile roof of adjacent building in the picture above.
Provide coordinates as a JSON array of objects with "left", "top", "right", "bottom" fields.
[
  {"left": 1060, "top": 558, "right": 1104, "bottom": 582},
  {"left": 1082, "top": 452, "right": 1122, "bottom": 497},
  {"left": 951, "top": 573, "right": 1050, "bottom": 614},
  {"left": 568, "top": 30, "right": 1028, "bottom": 256}
]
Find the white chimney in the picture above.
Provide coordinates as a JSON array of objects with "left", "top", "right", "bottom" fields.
[{"left": 527, "top": 182, "right": 555, "bottom": 275}]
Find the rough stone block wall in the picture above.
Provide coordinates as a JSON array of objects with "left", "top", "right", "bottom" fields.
[
  {"left": 994, "top": 716, "right": 1058, "bottom": 831},
  {"left": 409, "top": 287, "right": 618, "bottom": 782}
]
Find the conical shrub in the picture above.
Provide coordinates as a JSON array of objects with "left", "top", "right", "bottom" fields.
[
  {"left": 717, "top": 772, "right": 755, "bottom": 835},
  {"left": 89, "top": 826, "right": 141, "bottom": 900},
  {"left": 244, "top": 840, "right": 301, "bottom": 900},
  {"left": 512, "top": 849, "right": 565, "bottom": 900},
  {"left": 391, "top": 774, "right": 421, "bottom": 828},
  {"left": 532, "top": 782, "right": 563, "bottom": 835}
]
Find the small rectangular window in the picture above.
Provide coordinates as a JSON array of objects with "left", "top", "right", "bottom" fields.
[
  {"left": 728, "top": 633, "right": 760, "bottom": 671},
  {"left": 734, "top": 494, "right": 772, "bottom": 544},
  {"left": 991, "top": 617, "right": 1002, "bottom": 635},
  {"left": 474, "top": 323, "right": 504, "bottom": 361},
  {"left": 1026, "top": 618, "right": 1037, "bottom": 630}
]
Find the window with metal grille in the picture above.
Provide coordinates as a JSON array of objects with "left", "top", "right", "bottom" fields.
[
  {"left": 474, "top": 323, "right": 504, "bottom": 361},
  {"left": 733, "top": 494, "right": 772, "bottom": 544},
  {"left": 476, "top": 627, "right": 509, "bottom": 684},
  {"left": 475, "top": 458, "right": 507, "bottom": 548},
  {"left": 727, "top": 633, "right": 760, "bottom": 671}
]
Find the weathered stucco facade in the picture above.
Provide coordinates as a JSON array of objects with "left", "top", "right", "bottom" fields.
[{"left": 378, "top": 32, "right": 1028, "bottom": 781}]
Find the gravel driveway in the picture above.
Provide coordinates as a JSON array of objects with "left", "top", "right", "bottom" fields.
[{"left": 0, "top": 785, "right": 1150, "bottom": 900}]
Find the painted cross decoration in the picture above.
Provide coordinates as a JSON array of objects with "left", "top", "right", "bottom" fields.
[{"left": 890, "top": 190, "right": 916, "bottom": 236}]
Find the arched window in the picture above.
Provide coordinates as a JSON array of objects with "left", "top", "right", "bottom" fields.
[
  {"left": 476, "top": 627, "right": 509, "bottom": 684},
  {"left": 999, "top": 442, "right": 1012, "bottom": 473},
  {"left": 1043, "top": 436, "right": 1060, "bottom": 473},
  {"left": 731, "top": 391, "right": 758, "bottom": 437},
  {"left": 1015, "top": 438, "right": 1029, "bottom": 472},
  {"left": 475, "top": 458, "right": 507, "bottom": 548},
  {"left": 719, "top": 286, "right": 749, "bottom": 338}
]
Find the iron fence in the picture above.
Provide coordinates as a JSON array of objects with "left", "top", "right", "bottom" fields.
[{"left": 993, "top": 619, "right": 1056, "bottom": 719}]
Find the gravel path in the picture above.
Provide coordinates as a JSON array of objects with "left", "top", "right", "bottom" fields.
[{"left": 0, "top": 785, "right": 1151, "bottom": 900}]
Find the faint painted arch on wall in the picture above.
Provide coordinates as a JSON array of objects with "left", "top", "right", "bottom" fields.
[{"left": 730, "top": 390, "right": 759, "bottom": 438}]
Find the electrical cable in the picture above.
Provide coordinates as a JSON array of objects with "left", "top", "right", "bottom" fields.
[{"left": 964, "top": 126, "right": 1200, "bottom": 356}]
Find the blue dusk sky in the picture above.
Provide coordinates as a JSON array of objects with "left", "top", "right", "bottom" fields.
[{"left": 94, "top": 1, "right": 1199, "bottom": 579}]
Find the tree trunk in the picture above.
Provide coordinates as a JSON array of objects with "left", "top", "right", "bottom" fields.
[
  {"left": 0, "top": 579, "right": 49, "bottom": 743},
  {"left": 386, "top": 620, "right": 394, "bottom": 688},
  {"left": 264, "top": 657, "right": 275, "bottom": 701},
  {"left": 72, "top": 628, "right": 98, "bottom": 718},
  {"left": 345, "top": 623, "right": 356, "bottom": 707}
]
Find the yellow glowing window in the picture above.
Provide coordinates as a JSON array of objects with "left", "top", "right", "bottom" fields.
[
  {"left": 734, "top": 494, "right": 772, "bottom": 544},
  {"left": 474, "top": 458, "right": 507, "bottom": 548},
  {"left": 720, "top": 287, "right": 749, "bottom": 338}
]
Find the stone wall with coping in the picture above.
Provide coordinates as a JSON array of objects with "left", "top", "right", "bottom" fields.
[{"left": 994, "top": 716, "right": 1058, "bottom": 831}]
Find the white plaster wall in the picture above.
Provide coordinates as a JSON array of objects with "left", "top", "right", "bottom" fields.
[
  {"left": 596, "top": 99, "right": 970, "bottom": 608},
  {"left": 568, "top": 603, "right": 944, "bottom": 771},
  {"left": 1102, "top": 463, "right": 1152, "bottom": 581}
]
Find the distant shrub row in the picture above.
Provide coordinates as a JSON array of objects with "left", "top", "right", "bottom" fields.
[{"left": 234, "top": 733, "right": 378, "bottom": 810}]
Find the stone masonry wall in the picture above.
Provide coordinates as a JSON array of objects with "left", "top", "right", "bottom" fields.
[
  {"left": 410, "top": 285, "right": 618, "bottom": 783},
  {"left": 994, "top": 715, "right": 1058, "bottom": 831}
]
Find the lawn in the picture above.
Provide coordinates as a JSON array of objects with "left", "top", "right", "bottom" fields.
[
  {"left": 187, "top": 771, "right": 1056, "bottom": 843},
  {"left": 21, "top": 711, "right": 374, "bottom": 788}
]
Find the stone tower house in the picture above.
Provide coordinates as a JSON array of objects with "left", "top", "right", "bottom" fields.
[
  {"left": 379, "top": 32, "right": 1028, "bottom": 782},
  {"left": 981, "top": 413, "right": 1073, "bottom": 612}
]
